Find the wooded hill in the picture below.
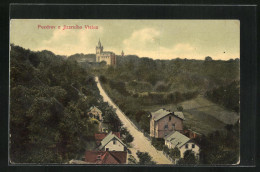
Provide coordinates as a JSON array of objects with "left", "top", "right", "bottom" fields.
[
  {"left": 77, "top": 54, "right": 238, "bottom": 138},
  {"left": 67, "top": 53, "right": 96, "bottom": 63},
  {"left": 9, "top": 45, "right": 120, "bottom": 163}
]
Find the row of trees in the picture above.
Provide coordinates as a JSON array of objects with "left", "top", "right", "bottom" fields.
[{"left": 206, "top": 81, "right": 240, "bottom": 113}]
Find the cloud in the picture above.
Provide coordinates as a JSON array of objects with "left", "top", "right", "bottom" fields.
[
  {"left": 123, "top": 28, "right": 160, "bottom": 52},
  {"left": 34, "top": 27, "right": 104, "bottom": 56},
  {"left": 123, "top": 28, "right": 198, "bottom": 59}
]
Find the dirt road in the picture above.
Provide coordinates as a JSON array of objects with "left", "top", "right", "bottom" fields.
[{"left": 95, "top": 77, "right": 172, "bottom": 164}]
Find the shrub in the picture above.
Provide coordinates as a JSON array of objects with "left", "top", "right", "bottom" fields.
[
  {"left": 169, "top": 147, "right": 180, "bottom": 160},
  {"left": 163, "top": 145, "right": 170, "bottom": 154},
  {"left": 136, "top": 151, "right": 156, "bottom": 165}
]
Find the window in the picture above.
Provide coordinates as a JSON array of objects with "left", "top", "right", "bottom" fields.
[
  {"left": 106, "top": 148, "right": 109, "bottom": 151},
  {"left": 113, "top": 140, "right": 116, "bottom": 145},
  {"left": 185, "top": 144, "right": 188, "bottom": 149},
  {"left": 172, "top": 124, "right": 175, "bottom": 130},
  {"left": 164, "top": 125, "right": 168, "bottom": 130},
  {"left": 192, "top": 144, "right": 195, "bottom": 148},
  {"left": 169, "top": 116, "right": 171, "bottom": 121}
]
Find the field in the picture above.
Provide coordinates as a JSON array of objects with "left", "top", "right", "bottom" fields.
[{"left": 142, "top": 95, "right": 239, "bottom": 135}]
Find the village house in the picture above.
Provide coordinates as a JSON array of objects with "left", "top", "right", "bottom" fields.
[
  {"left": 99, "top": 122, "right": 109, "bottom": 133},
  {"left": 88, "top": 106, "right": 103, "bottom": 121},
  {"left": 150, "top": 109, "right": 184, "bottom": 138},
  {"left": 85, "top": 151, "right": 127, "bottom": 164},
  {"left": 164, "top": 131, "right": 200, "bottom": 159},
  {"left": 98, "top": 132, "right": 127, "bottom": 152},
  {"left": 94, "top": 132, "right": 121, "bottom": 145}
]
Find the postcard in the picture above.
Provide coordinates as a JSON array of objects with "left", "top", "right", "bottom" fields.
[{"left": 9, "top": 19, "right": 240, "bottom": 165}]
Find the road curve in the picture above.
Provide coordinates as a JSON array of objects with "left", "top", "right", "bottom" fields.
[{"left": 95, "top": 77, "right": 172, "bottom": 164}]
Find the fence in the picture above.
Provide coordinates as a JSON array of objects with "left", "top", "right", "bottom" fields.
[{"left": 163, "top": 151, "right": 176, "bottom": 164}]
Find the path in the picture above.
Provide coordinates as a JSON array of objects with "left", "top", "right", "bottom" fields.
[{"left": 95, "top": 77, "right": 172, "bottom": 164}]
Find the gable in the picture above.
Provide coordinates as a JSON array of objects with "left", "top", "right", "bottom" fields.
[
  {"left": 151, "top": 109, "right": 185, "bottom": 122},
  {"left": 99, "top": 132, "right": 126, "bottom": 150}
]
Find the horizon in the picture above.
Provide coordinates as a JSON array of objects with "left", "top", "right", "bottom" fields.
[
  {"left": 11, "top": 44, "right": 239, "bottom": 61},
  {"left": 10, "top": 19, "right": 240, "bottom": 60}
]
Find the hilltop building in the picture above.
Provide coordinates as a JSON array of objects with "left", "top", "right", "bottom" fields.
[
  {"left": 96, "top": 39, "right": 116, "bottom": 65},
  {"left": 150, "top": 109, "right": 184, "bottom": 138}
]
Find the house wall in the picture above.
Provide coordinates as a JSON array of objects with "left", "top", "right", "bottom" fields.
[
  {"left": 179, "top": 142, "right": 200, "bottom": 158},
  {"left": 150, "top": 118, "right": 155, "bottom": 137},
  {"left": 155, "top": 114, "right": 183, "bottom": 138},
  {"left": 96, "top": 54, "right": 110, "bottom": 65},
  {"left": 104, "top": 139, "right": 125, "bottom": 151},
  {"left": 96, "top": 53, "right": 116, "bottom": 66},
  {"left": 88, "top": 110, "right": 102, "bottom": 121}
]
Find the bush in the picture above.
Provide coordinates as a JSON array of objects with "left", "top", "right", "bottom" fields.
[
  {"left": 151, "top": 138, "right": 164, "bottom": 151},
  {"left": 177, "top": 150, "right": 197, "bottom": 164},
  {"left": 125, "top": 133, "right": 134, "bottom": 143},
  {"left": 120, "top": 127, "right": 134, "bottom": 143},
  {"left": 177, "top": 105, "right": 183, "bottom": 111},
  {"left": 99, "top": 75, "right": 107, "bottom": 83},
  {"left": 169, "top": 147, "right": 180, "bottom": 160},
  {"left": 136, "top": 151, "right": 156, "bottom": 165},
  {"left": 163, "top": 145, "right": 170, "bottom": 154}
]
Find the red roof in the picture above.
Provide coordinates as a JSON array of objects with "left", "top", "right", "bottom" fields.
[
  {"left": 95, "top": 132, "right": 120, "bottom": 142},
  {"left": 85, "top": 151, "right": 127, "bottom": 164}
]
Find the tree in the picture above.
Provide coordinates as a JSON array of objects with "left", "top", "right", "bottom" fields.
[
  {"left": 136, "top": 151, "right": 156, "bottom": 165},
  {"left": 178, "top": 150, "right": 197, "bottom": 164},
  {"left": 169, "top": 147, "right": 180, "bottom": 160},
  {"left": 125, "top": 132, "right": 134, "bottom": 143},
  {"left": 205, "top": 56, "right": 213, "bottom": 61},
  {"left": 177, "top": 105, "right": 183, "bottom": 112},
  {"left": 162, "top": 145, "right": 170, "bottom": 154}
]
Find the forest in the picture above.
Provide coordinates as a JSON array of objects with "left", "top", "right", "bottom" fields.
[
  {"left": 9, "top": 45, "right": 120, "bottom": 163},
  {"left": 10, "top": 45, "right": 240, "bottom": 164},
  {"left": 93, "top": 55, "right": 240, "bottom": 134}
]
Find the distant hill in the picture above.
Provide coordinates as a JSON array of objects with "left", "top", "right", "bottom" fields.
[{"left": 68, "top": 53, "right": 96, "bottom": 63}]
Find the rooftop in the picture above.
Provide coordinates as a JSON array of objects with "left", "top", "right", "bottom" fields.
[
  {"left": 164, "top": 131, "right": 190, "bottom": 149},
  {"left": 98, "top": 132, "right": 127, "bottom": 150},
  {"left": 89, "top": 106, "right": 102, "bottom": 113},
  {"left": 151, "top": 109, "right": 185, "bottom": 121},
  {"left": 85, "top": 151, "right": 127, "bottom": 164},
  {"left": 95, "top": 132, "right": 121, "bottom": 141}
]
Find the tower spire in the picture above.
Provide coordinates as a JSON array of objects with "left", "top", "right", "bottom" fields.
[{"left": 98, "top": 38, "right": 102, "bottom": 47}]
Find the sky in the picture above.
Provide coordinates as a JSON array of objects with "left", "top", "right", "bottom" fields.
[{"left": 10, "top": 19, "right": 240, "bottom": 60}]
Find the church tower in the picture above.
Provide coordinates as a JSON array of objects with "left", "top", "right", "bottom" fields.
[
  {"left": 96, "top": 39, "right": 103, "bottom": 54},
  {"left": 121, "top": 50, "right": 124, "bottom": 57},
  {"left": 96, "top": 39, "right": 103, "bottom": 62},
  {"left": 95, "top": 39, "right": 116, "bottom": 65}
]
